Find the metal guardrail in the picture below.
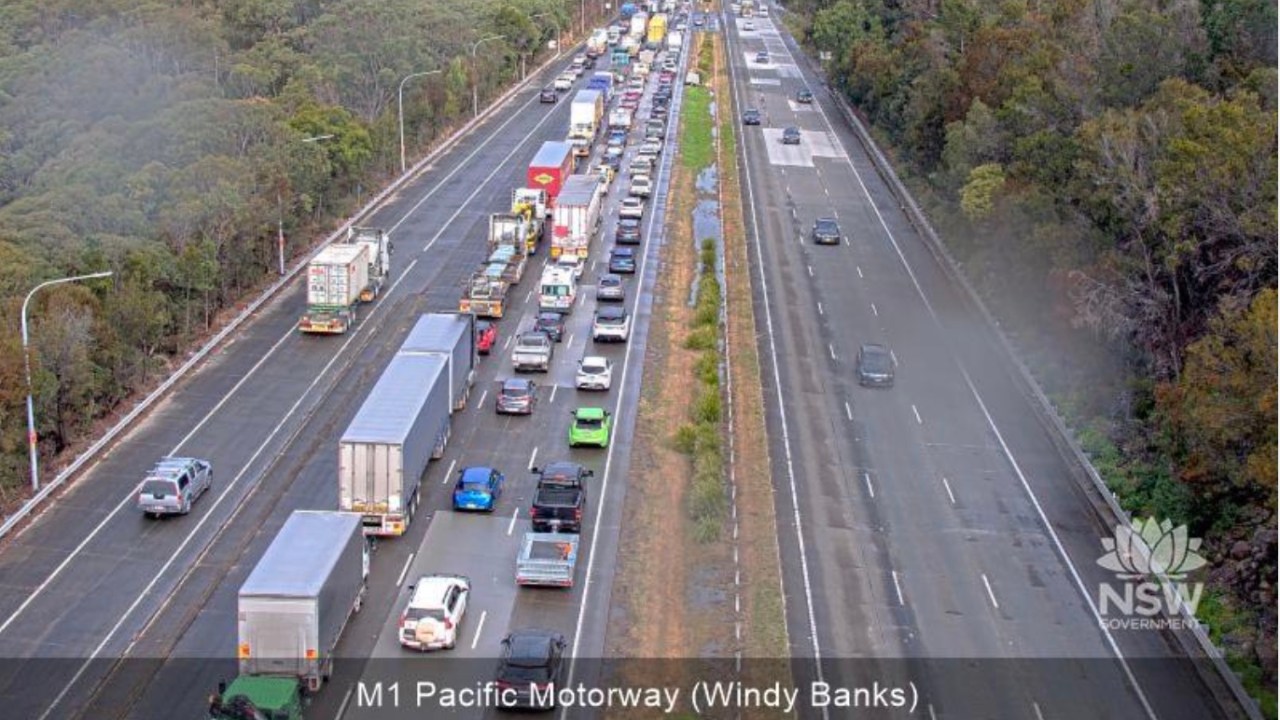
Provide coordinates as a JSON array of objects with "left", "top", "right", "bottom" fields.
[
  {"left": 0, "top": 42, "right": 582, "bottom": 543},
  {"left": 809, "top": 52, "right": 1261, "bottom": 720}
]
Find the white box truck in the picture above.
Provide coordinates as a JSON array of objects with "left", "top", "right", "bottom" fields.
[
  {"left": 550, "top": 175, "right": 603, "bottom": 260},
  {"left": 236, "top": 511, "right": 368, "bottom": 693},
  {"left": 338, "top": 352, "right": 451, "bottom": 536},
  {"left": 569, "top": 89, "right": 604, "bottom": 158}
]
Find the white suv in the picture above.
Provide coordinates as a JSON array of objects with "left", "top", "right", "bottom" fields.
[
  {"left": 399, "top": 574, "right": 470, "bottom": 651},
  {"left": 592, "top": 306, "right": 631, "bottom": 342}
]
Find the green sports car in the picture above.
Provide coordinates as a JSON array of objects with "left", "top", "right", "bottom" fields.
[{"left": 568, "top": 407, "right": 612, "bottom": 448}]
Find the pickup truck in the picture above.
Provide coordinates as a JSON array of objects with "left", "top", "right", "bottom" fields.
[
  {"left": 530, "top": 462, "right": 592, "bottom": 533},
  {"left": 512, "top": 332, "right": 554, "bottom": 372},
  {"left": 515, "top": 532, "right": 580, "bottom": 587}
]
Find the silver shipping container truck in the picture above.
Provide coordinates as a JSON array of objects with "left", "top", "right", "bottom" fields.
[
  {"left": 338, "top": 352, "right": 451, "bottom": 536},
  {"left": 237, "top": 510, "right": 369, "bottom": 692},
  {"left": 399, "top": 313, "right": 476, "bottom": 411}
]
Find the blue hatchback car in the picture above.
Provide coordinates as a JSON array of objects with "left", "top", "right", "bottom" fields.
[{"left": 453, "top": 466, "right": 504, "bottom": 512}]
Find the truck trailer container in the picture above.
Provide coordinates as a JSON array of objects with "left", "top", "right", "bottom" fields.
[
  {"left": 568, "top": 90, "right": 604, "bottom": 158},
  {"left": 527, "top": 141, "right": 575, "bottom": 211},
  {"left": 338, "top": 353, "right": 451, "bottom": 536},
  {"left": 587, "top": 70, "right": 615, "bottom": 100},
  {"left": 236, "top": 511, "right": 368, "bottom": 691},
  {"left": 299, "top": 244, "right": 369, "bottom": 334},
  {"left": 550, "top": 175, "right": 604, "bottom": 260},
  {"left": 399, "top": 313, "right": 475, "bottom": 412},
  {"left": 646, "top": 14, "right": 667, "bottom": 45}
]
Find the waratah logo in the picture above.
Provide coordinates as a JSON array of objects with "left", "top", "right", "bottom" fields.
[{"left": 1097, "top": 517, "right": 1207, "bottom": 580}]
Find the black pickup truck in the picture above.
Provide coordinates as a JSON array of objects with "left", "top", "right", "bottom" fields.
[{"left": 529, "top": 462, "right": 592, "bottom": 533}]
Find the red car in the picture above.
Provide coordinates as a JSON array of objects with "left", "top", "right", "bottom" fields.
[{"left": 476, "top": 320, "right": 498, "bottom": 355}]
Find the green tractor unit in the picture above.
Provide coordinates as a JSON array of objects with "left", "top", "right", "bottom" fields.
[{"left": 207, "top": 676, "right": 303, "bottom": 720}]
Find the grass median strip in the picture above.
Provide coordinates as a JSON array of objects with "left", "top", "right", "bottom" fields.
[{"left": 606, "top": 23, "right": 790, "bottom": 715}]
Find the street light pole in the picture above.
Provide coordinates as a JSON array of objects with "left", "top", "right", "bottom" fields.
[
  {"left": 531, "top": 12, "right": 562, "bottom": 62},
  {"left": 278, "top": 134, "right": 335, "bottom": 275},
  {"left": 469, "top": 35, "right": 506, "bottom": 117},
  {"left": 398, "top": 70, "right": 443, "bottom": 174},
  {"left": 22, "top": 271, "right": 114, "bottom": 493}
]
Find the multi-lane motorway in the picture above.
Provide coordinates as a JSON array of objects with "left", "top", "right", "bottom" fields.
[
  {"left": 0, "top": 36, "right": 687, "bottom": 720},
  {"left": 721, "top": 6, "right": 1232, "bottom": 720},
  {"left": 0, "top": 5, "right": 1243, "bottom": 720}
]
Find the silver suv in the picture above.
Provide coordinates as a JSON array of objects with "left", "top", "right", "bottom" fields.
[{"left": 136, "top": 457, "right": 212, "bottom": 517}]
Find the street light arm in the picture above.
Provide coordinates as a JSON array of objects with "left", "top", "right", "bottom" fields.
[
  {"left": 397, "top": 69, "right": 443, "bottom": 174},
  {"left": 21, "top": 272, "right": 114, "bottom": 337}
]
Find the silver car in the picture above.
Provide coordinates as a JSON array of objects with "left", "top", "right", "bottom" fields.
[{"left": 137, "top": 457, "right": 212, "bottom": 517}]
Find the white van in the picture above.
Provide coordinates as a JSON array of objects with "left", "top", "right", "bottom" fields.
[{"left": 539, "top": 265, "right": 578, "bottom": 313}]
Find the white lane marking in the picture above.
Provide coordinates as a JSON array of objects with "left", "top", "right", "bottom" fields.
[
  {"left": 478, "top": 388, "right": 489, "bottom": 408},
  {"left": 890, "top": 349, "right": 898, "bottom": 366},
  {"left": 912, "top": 405, "right": 922, "bottom": 424},
  {"left": 863, "top": 471, "right": 875, "bottom": 499},
  {"left": 928, "top": 704, "right": 937, "bottom": 720},
  {"left": 442, "top": 458, "right": 457, "bottom": 485},
  {"left": 828, "top": 343, "right": 836, "bottom": 360},
  {"left": 857, "top": 266, "right": 863, "bottom": 278},
  {"left": 871, "top": 302, "right": 878, "bottom": 316},
  {"left": 781, "top": 27, "right": 1158, "bottom": 720},
  {"left": 507, "top": 508, "right": 519, "bottom": 536},
  {"left": 982, "top": 573, "right": 1000, "bottom": 610},
  {"left": 0, "top": 323, "right": 293, "bottom": 637},
  {"left": 843, "top": 236, "right": 850, "bottom": 246},
  {"left": 528, "top": 446, "right": 539, "bottom": 470},
  {"left": 31, "top": 277, "right": 434, "bottom": 719},
  {"left": 891, "top": 570, "right": 905, "bottom": 605},
  {"left": 503, "top": 334, "right": 513, "bottom": 351},
  {"left": 470, "top": 610, "right": 488, "bottom": 650},
  {"left": 567, "top": 332, "right": 574, "bottom": 347},
  {"left": 720, "top": 14, "right": 828, "bottom": 712},
  {"left": 549, "top": 383, "right": 559, "bottom": 404},
  {"left": 807, "top": 264, "right": 813, "bottom": 277},
  {"left": 396, "top": 553, "right": 415, "bottom": 588},
  {"left": 824, "top": 187, "right": 830, "bottom": 196},
  {"left": 526, "top": 289, "right": 533, "bottom": 303},
  {"left": 1033, "top": 701, "right": 1045, "bottom": 720},
  {"left": 337, "top": 685, "right": 354, "bottom": 720},
  {"left": 942, "top": 476, "right": 956, "bottom": 505},
  {"left": 817, "top": 302, "right": 824, "bottom": 315},
  {"left": 564, "top": 44, "right": 700, "bottom": 702},
  {"left": 844, "top": 401, "right": 852, "bottom": 420}
]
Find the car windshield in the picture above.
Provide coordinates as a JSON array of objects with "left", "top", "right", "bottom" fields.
[
  {"left": 862, "top": 349, "right": 892, "bottom": 372},
  {"left": 816, "top": 220, "right": 838, "bottom": 234},
  {"left": 601, "top": 275, "right": 620, "bottom": 286},
  {"left": 140, "top": 479, "right": 175, "bottom": 496},
  {"left": 541, "top": 284, "right": 569, "bottom": 296}
]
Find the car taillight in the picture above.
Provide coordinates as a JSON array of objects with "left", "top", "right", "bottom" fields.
[
  {"left": 530, "top": 507, "right": 541, "bottom": 517},
  {"left": 574, "top": 508, "right": 583, "bottom": 520},
  {"left": 443, "top": 619, "right": 454, "bottom": 630},
  {"left": 398, "top": 614, "right": 406, "bottom": 628}
]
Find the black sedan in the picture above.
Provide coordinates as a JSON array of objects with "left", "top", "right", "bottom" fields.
[
  {"left": 742, "top": 108, "right": 762, "bottom": 125},
  {"left": 608, "top": 247, "right": 637, "bottom": 274},
  {"left": 856, "top": 344, "right": 896, "bottom": 387},
  {"left": 540, "top": 87, "right": 558, "bottom": 103},
  {"left": 812, "top": 217, "right": 841, "bottom": 245},
  {"left": 495, "top": 630, "right": 567, "bottom": 709},
  {"left": 616, "top": 218, "right": 642, "bottom": 245},
  {"left": 533, "top": 311, "right": 566, "bottom": 342},
  {"left": 782, "top": 126, "right": 802, "bottom": 144},
  {"left": 796, "top": 87, "right": 814, "bottom": 103}
]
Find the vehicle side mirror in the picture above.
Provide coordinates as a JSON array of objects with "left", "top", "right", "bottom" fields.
[
  {"left": 531, "top": 467, "right": 542, "bottom": 474},
  {"left": 585, "top": 470, "right": 595, "bottom": 477}
]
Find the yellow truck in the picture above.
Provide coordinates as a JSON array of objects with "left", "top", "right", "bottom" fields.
[{"left": 646, "top": 13, "right": 667, "bottom": 46}]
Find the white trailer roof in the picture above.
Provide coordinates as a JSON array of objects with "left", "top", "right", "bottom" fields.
[
  {"left": 340, "top": 353, "right": 447, "bottom": 445},
  {"left": 240, "top": 511, "right": 361, "bottom": 597}
]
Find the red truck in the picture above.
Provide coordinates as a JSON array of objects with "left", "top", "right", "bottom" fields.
[{"left": 527, "top": 141, "right": 575, "bottom": 215}]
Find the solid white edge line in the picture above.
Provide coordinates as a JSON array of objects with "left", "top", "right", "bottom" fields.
[
  {"left": 721, "top": 6, "right": 828, "bottom": 711},
  {"left": 395, "top": 553, "right": 415, "bottom": 588},
  {"left": 942, "top": 476, "right": 957, "bottom": 505},
  {"left": 981, "top": 573, "right": 1000, "bottom": 610},
  {"left": 471, "top": 610, "right": 488, "bottom": 650}
]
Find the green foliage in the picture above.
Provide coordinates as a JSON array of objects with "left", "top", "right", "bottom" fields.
[
  {"left": 0, "top": 0, "right": 587, "bottom": 498},
  {"left": 679, "top": 85, "right": 714, "bottom": 171},
  {"left": 959, "top": 162, "right": 1004, "bottom": 220},
  {"left": 683, "top": 325, "right": 716, "bottom": 350}
]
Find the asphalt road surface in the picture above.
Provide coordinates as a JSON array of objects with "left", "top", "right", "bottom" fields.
[
  {"left": 723, "top": 6, "right": 1233, "bottom": 720},
  {"left": 0, "top": 36, "right": 690, "bottom": 720}
]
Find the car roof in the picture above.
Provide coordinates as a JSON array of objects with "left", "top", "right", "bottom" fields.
[
  {"left": 816, "top": 217, "right": 839, "bottom": 226},
  {"left": 537, "top": 311, "right": 563, "bottom": 320},
  {"left": 459, "top": 466, "right": 494, "bottom": 482},
  {"left": 580, "top": 355, "right": 609, "bottom": 366},
  {"left": 860, "top": 343, "right": 890, "bottom": 356},
  {"left": 575, "top": 407, "right": 606, "bottom": 419},
  {"left": 611, "top": 247, "right": 634, "bottom": 255},
  {"left": 410, "top": 575, "right": 460, "bottom": 608},
  {"left": 506, "top": 630, "right": 560, "bottom": 662},
  {"left": 542, "top": 460, "right": 586, "bottom": 477}
]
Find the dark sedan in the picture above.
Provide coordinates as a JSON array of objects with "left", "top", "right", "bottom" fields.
[
  {"left": 608, "top": 247, "right": 637, "bottom": 274},
  {"left": 616, "top": 217, "right": 642, "bottom": 245},
  {"left": 796, "top": 87, "right": 814, "bottom": 103},
  {"left": 540, "top": 87, "right": 558, "bottom": 103},
  {"left": 495, "top": 377, "right": 538, "bottom": 414},
  {"left": 856, "top": 344, "right": 896, "bottom": 387},
  {"left": 742, "top": 108, "right": 762, "bottom": 125},
  {"left": 495, "top": 630, "right": 567, "bottom": 709},
  {"left": 782, "top": 126, "right": 802, "bottom": 144},
  {"left": 533, "top": 311, "right": 566, "bottom": 342},
  {"left": 812, "top": 217, "right": 841, "bottom": 245}
]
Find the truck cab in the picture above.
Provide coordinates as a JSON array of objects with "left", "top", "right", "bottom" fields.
[{"left": 538, "top": 266, "right": 578, "bottom": 313}]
